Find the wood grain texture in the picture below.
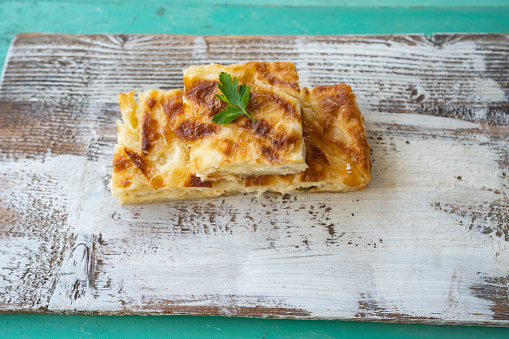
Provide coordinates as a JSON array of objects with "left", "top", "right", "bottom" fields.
[
  {"left": 2, "top": 3, "right": 509, "bottom": 72},
  {"left": 0, "top": 34, "right": 508, "bottom": 325}
]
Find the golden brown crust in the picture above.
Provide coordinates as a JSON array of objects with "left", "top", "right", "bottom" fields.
[
  {"left": 182, "top": 62, "right": 306, "bottom": 179},
  {"left": 111, "top": 89, "right": 245, "bottom": 204},
  {"left": 307, "top": 84, "right": 372, "bottom": 181},
  {"left": 124, "top": 146, "right": 149, "bottom": 176},
  {"left": 183, "top": 62, "right": 300, "bottom": 99},
  {"left": 119, "top": 146, "right": 165, "bottom": 190},
  {"left": 241, "top": 84, "right": 371, "bottom": 191},
  {"left": 184, "top": 174, "right": 212, "bottom": 188},
  {"left": 300, "top": 142, "right": 329, "bottom": 183},
  {"left": 174, "top": 120, "right": 219, "bottom": 143},
  {"left": 243, "top": 175, "right": 273, "bottom": 187},
  {"left": 162, "top": 92, "right": 184, "bottom": 130},
  {"left": 120, "top": 179, "right": 132, "bottom": 188},
  {"left": 111, "top": 83, "right": 371, "bottom": 203},
  {"left": 184, "top": 80, "right": 226, "bottom": 119},
  {"left": 219, "top": 139, "right": 241, "bottom": 158},
  {"left": 113, "top": 152, "right": 130, "bottom": 173},
  {"left": 146, "top": 97, "right": 157, "bottom": 110},
  {"left": 255, "top": 62, "right": 300, "bottom": 94},
  {"left": 141, "top": 110, "right": 161, "bottom": 155},
  {"left": 246, "top": 89, "right": 301, "bottom": 122}
]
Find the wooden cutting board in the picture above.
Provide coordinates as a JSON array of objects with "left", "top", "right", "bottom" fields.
[{"left": 0, "top": 33, "right": 507, "bottom": 325}]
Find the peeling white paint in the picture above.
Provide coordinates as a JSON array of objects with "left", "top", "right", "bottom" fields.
[
  {"left": 0, "top": 34, "right": 508, "bottom": 324},
  {"left": 476, "top": 77, "right": 507, "bottom": 102},
  {"left": 29, "top": 111, "right": 506, "bottom": 321}
]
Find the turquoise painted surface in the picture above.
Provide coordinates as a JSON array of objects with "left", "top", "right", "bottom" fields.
[
  {"left": 9, "top": 0, "right": 509, "bottom": 7},
  {"left": 1, "top": 0, "right": 509, "bottom": 337},
  {"left": 1, "top": 2, "right": 509, "bottom": 68},
  {"left": 1, "top": 314, "right": 509, "bottom": 338}
]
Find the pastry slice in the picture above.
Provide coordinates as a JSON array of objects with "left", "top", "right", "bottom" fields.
[
  {"left": 110, "top": 89, "right": 243, "bottom": 204},
  {"left": 182, "top": 62, "right": 307, "bottom": 181},
  {"left": 243, "top": 84, "right": 372, "bottom": 193},
  {"left": 110, "top": 84, "right": 371, "bottom": 204}
]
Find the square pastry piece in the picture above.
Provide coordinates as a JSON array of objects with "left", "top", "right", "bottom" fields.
[
  {"left": 111, "top": 89, "right": 243, "bottom": 204},
  {"left": 243, "top": 84, "right": 372, "bottom": 193},
  {"left": 182, "top": 62, "right": 307, "bottom": 181}
]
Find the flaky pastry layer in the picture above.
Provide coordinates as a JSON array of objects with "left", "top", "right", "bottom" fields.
[
  {"left": 244, "top": 84, "right": 371, "bottom": 193},
  {"left": 111, "top": 84, "right": 371, "bottom": 204},
  {"left": 111, "top": 89, "right": 244, "bottom": 204},
  {"left": 182, "top": 62, "right": 307, "bottom": 181}
]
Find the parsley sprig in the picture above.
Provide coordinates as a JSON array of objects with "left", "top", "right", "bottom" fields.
[{"left": 212, "top": 72, "right": 256, "bottom": 125}]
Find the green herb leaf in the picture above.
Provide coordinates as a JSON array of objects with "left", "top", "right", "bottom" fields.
[
  {"left": 211, "top": 105, "right": 244, "bottom": 125},
  {"left": 213, "top": 72, "right": 255, "bottom": 125},
  {"left": 239, "top": 83, "right": 251, "bottom": 108},
  {"left": 296, "top": 186, "right": 318, "bottom": 192}
]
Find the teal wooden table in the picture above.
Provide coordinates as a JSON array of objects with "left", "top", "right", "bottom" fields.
[{"left": 1, "top": 1, "right": 508, "bottom": 338}]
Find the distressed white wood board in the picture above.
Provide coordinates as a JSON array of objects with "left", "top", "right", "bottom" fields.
[{"left": 0, "top": 34, "right": 508, "bottom": 325}]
